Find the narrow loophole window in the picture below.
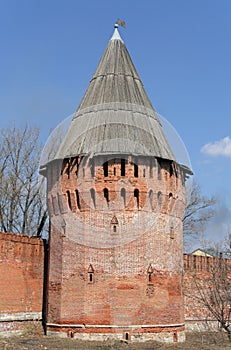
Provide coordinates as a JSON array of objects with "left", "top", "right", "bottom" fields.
[
  {"left": 103, "top": 188, "right": 109, "bottom": 202},
  {"left": 89, "top": 273, "right": 93, "bottom": 283},
  {"left": 121, "top": 159, "right": 126, "bottom": 176},
  {"left": 147, "top": 264, "right": 154, "bottom": 284},
  {"left": 88, "top": 264, "right": 94, "bottom": 283},
  {"left": 113, "top": 225, "right": 117, "bottom": 233},
  {"left": 70, "top": 331, "right": 74, "bottom": 338},
  {"left": 173, "top": 332, "right": 178, "bottom": 342}
]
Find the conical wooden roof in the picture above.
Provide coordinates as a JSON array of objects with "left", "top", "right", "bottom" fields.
[{"left": 53, "top": 27, "right": 176, "bottom": 161}]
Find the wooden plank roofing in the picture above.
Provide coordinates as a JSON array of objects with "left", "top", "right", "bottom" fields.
[{"left": 46, "top": 27, "right": 178, "bottom": 164}]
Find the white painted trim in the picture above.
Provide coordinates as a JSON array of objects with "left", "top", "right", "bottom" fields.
[
  {"left": 46, "top": 322, "right": 184, "bottom": 329},
  {"left": 0, "top": 312, "right": 42, "bottom": 321}
]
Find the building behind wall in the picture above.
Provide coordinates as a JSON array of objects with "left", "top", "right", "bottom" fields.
[{"left": 40, "top": 25, "right": 192, "bottom": 342}]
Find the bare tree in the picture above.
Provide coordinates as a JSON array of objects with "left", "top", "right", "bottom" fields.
[
  {"left": 183, "top": 181, "right": 216, "bottom": 237},
  {"left": 0, "top": 125, "right": 47, "bottom": 236},
  {"left": 186, "top": 255, "right": 231, "bottom": 341}
]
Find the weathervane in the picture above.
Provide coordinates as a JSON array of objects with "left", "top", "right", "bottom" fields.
[{"left": 115, "top": 19, "right": 126, "bottom": 28}]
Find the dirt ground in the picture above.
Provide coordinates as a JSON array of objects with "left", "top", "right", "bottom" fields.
[{"left": 0, "top": 331, "right": 230, "bottom": 350}]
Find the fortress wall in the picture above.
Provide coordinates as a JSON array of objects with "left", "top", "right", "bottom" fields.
[{"left": 0, "top": 232, "right": 44, "bottom": 334}]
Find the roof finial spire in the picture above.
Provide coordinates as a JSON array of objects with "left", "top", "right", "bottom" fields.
[{"left": 111, "top": 20, "right": 124, "bottom": 42}]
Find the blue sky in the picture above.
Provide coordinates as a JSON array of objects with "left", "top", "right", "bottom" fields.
[{"left": 1, "top": 0, "right": 231, "bottom": 246}]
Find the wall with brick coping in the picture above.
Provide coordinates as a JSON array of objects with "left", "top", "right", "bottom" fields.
[
  {"left": 0, "top": 231, "right": 229, "bottom": 337},
  {"left": 183, "top": 254, "right": 231, "bottom": 331},
  {"left": 0, "top": 232, "right": 44, "bottom": 333}
]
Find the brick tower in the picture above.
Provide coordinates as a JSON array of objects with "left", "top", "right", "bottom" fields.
[{"left": 40, "top": 25, "right": 191, "bottom": 342}]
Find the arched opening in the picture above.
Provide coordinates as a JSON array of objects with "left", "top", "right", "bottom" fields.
[
  {"left": 134, "top": 189, "right": 139, "bottom": 208},
  {"left": 121, "top": 188, "right": 126, "bottom": 207},
  {"left": 51, "top": 196, "right": 57, "bottom": 215},
  {"left": 149, "top": 190, "right": 153, "bottom": 210},
  {"left": 90, "top": 159, "right": 95, "bottom": 177},
  {"left": 157, "top": 158, "right": 161, "bottom": 179},
  {"left": 67, "top": 190, "right": 72, "bottom": 210},
  {"left": 66, "top": 159, "right": 70, "bottom": 179},
  {"left": 75, "top": 189, "right": 80, "bottom": 210},
  {"left": 134, "top": 163, "right": 138, "bottom": 178},
  {"left": 170, "top": 162, "right": 174, "bottom": 177},
  {"left": 157, "top": 191, "right": 162, "bottom": 207},
  {"left": 58, "top": 194, "right": 64, "bottom": 213},
  {"left": 90, "top": 188, "right": 96, "bottom": 208},
  {"left": 150, "top": 158, "right": 154, "bottom": 178}
]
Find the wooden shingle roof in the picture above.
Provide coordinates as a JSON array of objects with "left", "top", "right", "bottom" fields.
[{"left": 50, "top": 27, "right": 177, "bottom": 163}]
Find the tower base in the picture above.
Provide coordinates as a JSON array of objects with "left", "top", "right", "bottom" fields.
[{"left": 46, "top": 323, "right": 185, "bottom": 343}]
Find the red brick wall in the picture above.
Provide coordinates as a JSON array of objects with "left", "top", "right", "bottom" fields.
[
  {"left": 0, "top": 232, "right": 44, "bottom": 317},
  {"left": 1, "top": 228, "right": 228, "bottom": 336},
  {"left": 183, "top": 254, "right": 231, "bottom": 329},
  {"left": 46, "top": 155, "right": 186, "bottom": 337}
]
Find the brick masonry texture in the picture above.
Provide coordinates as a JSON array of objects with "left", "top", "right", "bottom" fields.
[
  {"left": 44, "top": 155, "right": 187, "bottom": 341},
  {"left": 0, "top": 232, "right": 44, "bottom": 328},
  {"left": 1, "top": 160, "right": 228, "bottom": 339},
  {"left": 183, "top": 254, "right": 231, "bottom": 331},
  {"left": 0, "top": 230, "right": 229, "bottom": 337}
]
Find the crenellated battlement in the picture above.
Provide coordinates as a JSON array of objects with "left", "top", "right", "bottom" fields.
[
  {"left": 184, "top": 253, "right": 231, "bottom": 271},
  {"left": 0, "top": 232, "right": 43, "bottom": 262}
]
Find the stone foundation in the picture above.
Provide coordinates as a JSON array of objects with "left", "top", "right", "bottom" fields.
[{"left": 46, "top": 323, "right": 185, "bottom": 343}]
